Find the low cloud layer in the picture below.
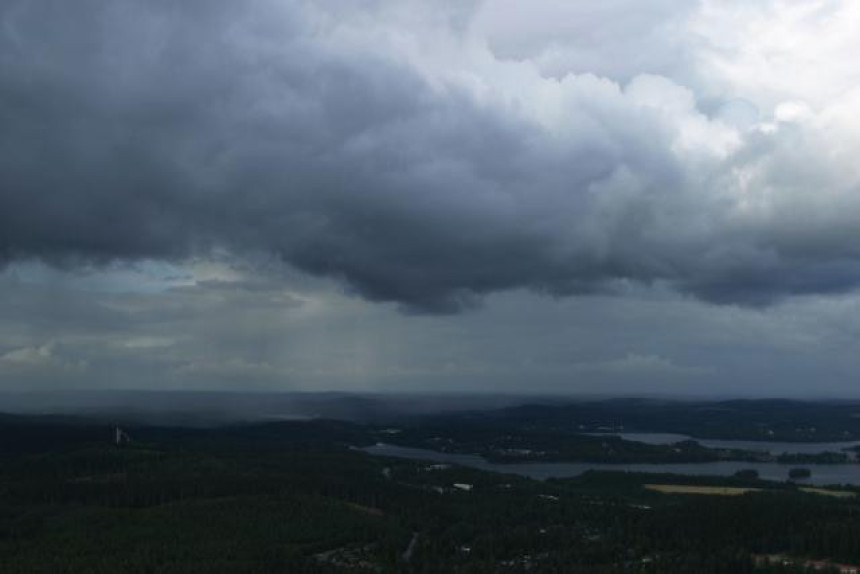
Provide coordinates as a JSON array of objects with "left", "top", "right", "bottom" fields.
[
  {"left": 4, "top": 1, "right": 860, "bottom": 312},
  {"left": 5, "top": 258, "right": 860, "bottom": 396}
]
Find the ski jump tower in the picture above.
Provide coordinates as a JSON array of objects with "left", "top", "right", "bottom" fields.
[{"left": 114, "top": 426, "right": 131, "bottom": 446}]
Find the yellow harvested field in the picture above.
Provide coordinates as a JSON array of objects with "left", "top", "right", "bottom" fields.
[
  {"left": 644, "top": 484, "right": 858, "bottom": 498},
  {"left": 644, "top": 484, "right": 761, "bottom": 496},
  {"left": 799, "top": 487, "right": 856, "bottom": 498}
]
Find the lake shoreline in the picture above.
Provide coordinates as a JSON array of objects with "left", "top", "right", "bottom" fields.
[{"left": 363, "top": 443, "right": 860, "bottom": 486}]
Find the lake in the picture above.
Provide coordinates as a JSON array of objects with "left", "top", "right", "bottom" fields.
[
  {"left": 363, "top": 443, "right": 860, "bottom": 486},
  {"left": 586, "top": 432, "right": 860, "bottom": 456}
]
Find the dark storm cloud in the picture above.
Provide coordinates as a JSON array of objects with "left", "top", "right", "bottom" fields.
[{"left": 3, "top": 0, "right": 860, "bottom": 311}]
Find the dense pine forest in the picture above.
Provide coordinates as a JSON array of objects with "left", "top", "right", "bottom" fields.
[{"left": 2, "top": 414, "right": 860, "bottom": 573}]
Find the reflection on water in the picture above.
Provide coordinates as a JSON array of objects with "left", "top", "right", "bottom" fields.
[{"left": 363, "top": 443, "right": 860, "bottom": 486}]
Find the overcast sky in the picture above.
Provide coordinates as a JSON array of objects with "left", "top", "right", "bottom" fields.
[{"left": 3, "top": 0, "right": 860, "bottom": 396}]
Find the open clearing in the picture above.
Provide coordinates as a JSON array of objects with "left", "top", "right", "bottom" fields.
[
  {"left": 644, "top": 484, "right": 761, "bottom": 496},
  {"left": 799, "top": 487, "right": 856, "bottom": 498},
  {"left": 645, "top": 484, "right": 857, "bottom": 498}
]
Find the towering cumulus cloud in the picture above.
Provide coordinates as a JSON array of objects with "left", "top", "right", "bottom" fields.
[{"left": 3, "top": 0, "right": 860, "bottom": 311}]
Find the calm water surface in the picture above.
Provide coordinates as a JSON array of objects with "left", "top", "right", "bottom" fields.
[{"left": 363, "top": 443, "right": 860, "bottom": 486}]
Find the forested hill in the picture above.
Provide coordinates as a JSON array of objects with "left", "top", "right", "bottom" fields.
[
  {"left": 2, "top": 414, "right": 860, "bottom": 572},
  {"left": 447, "top": 398, "right": 860, "bottom": 442}
]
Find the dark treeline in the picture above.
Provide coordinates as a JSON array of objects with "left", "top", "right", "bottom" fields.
[
  {"left": 472, "top": 399, "right": 860, "bottom": 442},
  {"left": 1, "top": 416, "right": 859, "bottom": 573}
]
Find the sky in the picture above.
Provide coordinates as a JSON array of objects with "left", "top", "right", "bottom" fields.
[{"left": 2, "top": 0, "right": 860, "bottom": 396}]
